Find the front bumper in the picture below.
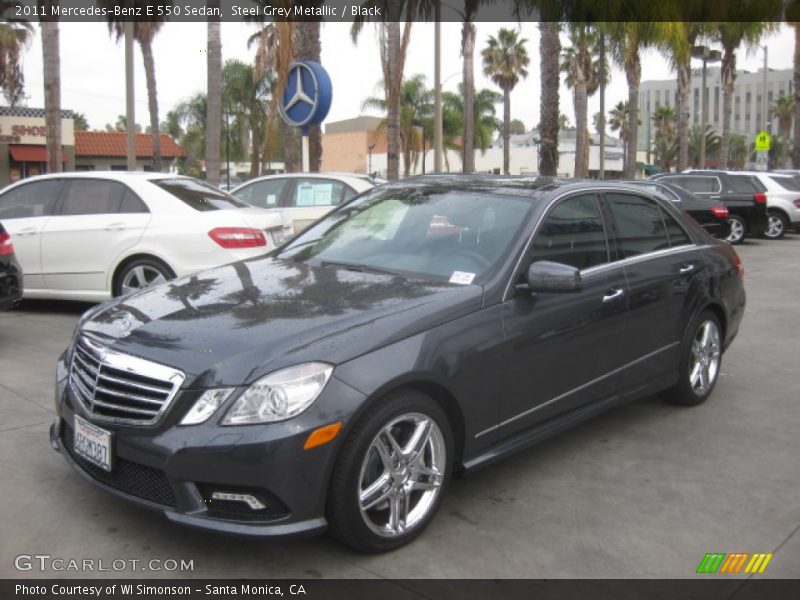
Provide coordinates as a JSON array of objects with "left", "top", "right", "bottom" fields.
[{"left": 52, "top": 354, "right": 366, "bottom": 537}]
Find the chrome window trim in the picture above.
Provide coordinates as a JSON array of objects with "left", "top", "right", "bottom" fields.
[
  {"left": 69, "top": 335, "right": 185, "bottom": 427},
  {"left": 579, "top": 244, "right": 705, "bottom": 278},
  {"left": 475, "top": 341, "right": 680, "bottom": 439}
]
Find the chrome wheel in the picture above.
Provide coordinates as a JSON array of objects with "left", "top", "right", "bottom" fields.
[
  {"left": 358, "top": 412, "right": 446, "bottom": 538},
  {"left": 120, "top": 264, "right": 169, "bottom": 295},
  {"left": 765, "top": 213, "right": 786, "bottom": 240},
  {"left": 725, "top": 217, "right": 745, "bottom": 244},
  {"left": 689, "top": 320, "right": 721, "bottom": 396}
]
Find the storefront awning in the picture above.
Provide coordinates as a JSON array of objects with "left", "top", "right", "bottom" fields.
[{"left": 9, "top": 145, "right": 67, "bottom": 163}]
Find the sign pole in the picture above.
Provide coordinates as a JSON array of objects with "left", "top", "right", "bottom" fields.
[{"left": 301, "top": 128, "right": 310, "bottom": 173}]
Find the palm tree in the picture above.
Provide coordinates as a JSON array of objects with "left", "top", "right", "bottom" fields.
[
  {"left": 653, "top": 137, "right": 677, "bottom": 172},
  {"left": 206, "top": 1, "right": 222, "bottom": 185},
  {"left": 295, "top": 14, "right": 322, "bottom": 171},
  {"left": 442, "top": 84, "right": 502, "bottom": 160},
  {"left": 714, "top": 22, "right": 775, "bottom": 169},
  {"left": 539, "top": 21, "right": 561, "bottom": 176},
  {"left": 351, "top": 1, "right": 417, "bottom": 181},
  {"left": 72, "top": 112, "right": 89, "bottom": 131},
  {"left": 772, "top": 94, "right": 794, "bottom": 168},
  {"left": 40, "top": 1, "right": 61, "bottom": 173},
  {"left": 728, "top": 133, "right": 749, "bottom": 168},
  {"left": 608, "top": 101, "right": 638, "bottom": 161},
  {"left": 460, "top": 0, "right": 481, "bottom": 173},
  {"left": 792, "top": 16, "right": 800, "bottom": 167},
  {"left": 482, "top": 28, "right": 530, "bottom": 175},
  {"left": 561, "top": 23, "right": 605, "bottom": 178},
  {"left": 0, "top": 7, "right": 33, "bottom": 106},
  {"left": 688, "top": 125, "right": 721, "bottom": 167},
  {"left": 101, "top": 7, "right": 167, "bottom": 171},
  {"left": 652, "top": 105, "right": 677, "bottom": 143},
  {"left": 603, "top": 22, "right": 662, "bottom": 178}
]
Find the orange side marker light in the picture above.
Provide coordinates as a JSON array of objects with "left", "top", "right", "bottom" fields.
[{"left": 303, "top": 421, "right": 343, "bottom": 450}]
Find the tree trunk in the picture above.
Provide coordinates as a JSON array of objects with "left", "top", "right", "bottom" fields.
[
  {"left": 296, "top": 19, "right": 322, "bottom": 171},
  {"left": 502, "top": 88, "right": 510, "bottom": 175},
  {"left": 624, "top": 58, "right": 641, "bottom": 179},
  {"left": 794, "top": 24, "right": 800, "bottom": 168},
  {"left": 41, "top": 11, "right": 61, "bottom": 174},
  {"left": 676, "top": 57, "right": 691, "bottom": 172},
  {"left": 539, "top": 22, "right": 560, "bottom": 176},
  {"left": 461, "top": 20, "right": 476, "bottom": 173},
  {"left": 140, "top": 38, "right": 161, "bottom": 172},
  {"left": 282, "top": 121, "right": 300, "bottom": 172},
  {"left": 205, "top": 6, "right": 222, "bottom": 185},
  {"left": 718, "top": 49, "right": 736, "bottom": 170},
  {"left": 385, "top": 19, "right": 402, "bottom": 181},
  {"left": 575, "top": 84, "right": 588, "bottom": 178}
]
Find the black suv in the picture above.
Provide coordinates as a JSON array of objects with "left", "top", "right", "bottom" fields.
[
  {"left": 0, "top": 222, "right": 22, "bottom": 310},
  {"left": 652, "top": 171, "right": 768, "bottom": 244}
]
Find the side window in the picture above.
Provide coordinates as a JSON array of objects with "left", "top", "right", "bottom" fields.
[
  {"left": 0, "top": 180, "right": 61, "bottom": 219},
  {"left": 291, "top": 179, "right": 348, "bottom": 208},
  {"left": 119, "top": 188, "right": 149, "bottom": 213},
  {"left": 606, "top": 193, "right": 669, "bottom": 257},
  {"left": 60, "top": 180, "right": 127, "bottom": 215},
  {"left": 675, "top": 177, "right": 718, "bottom": 194},
  {"left": 728, "top": 175, "right": 765, "bottom": 193},
  {"left": 530, "top": 194, "right": 609, "bottom": 270},
  {"left": 660, "top": 209, "right": 691, "bottom": 247},
  {"left": 234, "top": 179, "right": 286, "bottom": 208}
]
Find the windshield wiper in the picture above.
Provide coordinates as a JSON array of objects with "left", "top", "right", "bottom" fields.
[{"left": 319, "top": 260, "right": 403, "bottom": 277}]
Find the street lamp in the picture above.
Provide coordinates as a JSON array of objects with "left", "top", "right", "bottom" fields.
[
  {"left": 367, "top": 143, "right": 376, "bottom": 175},
  {"left": 691, "top": 45, "right": 722, "bottom": 169}
]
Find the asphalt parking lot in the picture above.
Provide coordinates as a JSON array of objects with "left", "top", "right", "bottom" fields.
[{"left": 1, "top": 235, "right": 799, "bottom": 580}]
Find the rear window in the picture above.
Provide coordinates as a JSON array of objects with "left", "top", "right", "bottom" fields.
[
  {"left": 769, "top": 175, "right": 800, "bottom": 191},
  {"left": 153, "top": 178, "right": 249, "bottom": 211},
  {"left": 728, "top": 175, "right": 765, "bottom": 193}
]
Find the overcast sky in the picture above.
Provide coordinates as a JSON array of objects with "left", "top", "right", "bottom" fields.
[{"left": 15, "top": 21, "right": 795, "bottom": 135}]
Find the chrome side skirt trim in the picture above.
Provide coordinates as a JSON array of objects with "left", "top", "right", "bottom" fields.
[{"left": 475, "top": 341, "right": 680, "bottom": 439}]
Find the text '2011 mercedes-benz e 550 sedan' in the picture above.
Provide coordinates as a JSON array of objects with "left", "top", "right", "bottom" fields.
[{"left": 51, "top": 176, "right": 745, "bottom": 552}]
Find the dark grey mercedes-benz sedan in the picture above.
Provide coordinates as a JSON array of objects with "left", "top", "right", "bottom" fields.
[{"left": 51, "top": 176, "right": 745, "bottom": 552}]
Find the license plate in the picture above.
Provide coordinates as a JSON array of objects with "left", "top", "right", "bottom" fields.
[
  {"left": 73, "top": 415, "right": 113, "bottom": 472},
  {"left": 271, "top": 229, "right": 286, "bottom": 244}
]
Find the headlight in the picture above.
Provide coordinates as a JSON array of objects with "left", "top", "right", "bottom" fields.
[
  {"left": 180, "top": 388, "right": 235, "bottom": 425},
  {"left": 222, "top": 362, "right": 333, "bottom": 425}
]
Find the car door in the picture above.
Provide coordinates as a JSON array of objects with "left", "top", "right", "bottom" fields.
[
  {"left": 603, "top": 192, "right": 707, "bottom": 392},
  {"left": 498, "top": 193, "right": 630, "bottom": 437},
  {"left": 41, "top": 179, "right": 151, "bottom": 292},
  {"left": 0, "top": 179, "right": 63, "bottom": 289},
  {"left": 284, "top": 178, "right": 358, "bottom": 232}
]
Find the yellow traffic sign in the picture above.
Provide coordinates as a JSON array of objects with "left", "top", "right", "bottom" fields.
[{"left": 755, "top": 131, "right": 771, "bottom": 151}]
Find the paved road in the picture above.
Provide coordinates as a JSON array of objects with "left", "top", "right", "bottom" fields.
[{"left": 1, "top": 236, "right": 798, "bottom": 579}]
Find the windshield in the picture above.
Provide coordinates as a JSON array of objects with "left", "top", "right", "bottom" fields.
[
  {"left": 277, "top": 186, "right": 534, "bottom": 282},
  {"left": 153, "top": 178, "right": 250, "bottom": 211}
]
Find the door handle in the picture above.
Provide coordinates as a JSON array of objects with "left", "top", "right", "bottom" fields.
[
  {"left": 16, "top": 227, "right": 38, "bottom": 236},
  {"left": 104, "top": 223, "right": 126, "bottom": 231},
  {"left": 602, "top": 288, "right": 625, "bottom": 303},
  {"left": 679, "top": 263, "right": 695, "bottom": 274}
]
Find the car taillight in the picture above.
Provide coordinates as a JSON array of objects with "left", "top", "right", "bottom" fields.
[
  {"left": 208, "top": 227, "right": 266, "bottom": 249},
  {"left": 0, "top": 231, "right": 13, "bottom": 256},
  {"left": 710, "top": 206, "right": 729, "bottom": 218},
  {"left": 794, "top": 199, "right": 800, "bottom": 209},
  {"left": 753, "top": 193, "right": 767, "bottom": 204},
  {"left": 733, "top": 254, "right": 744, "bottom": 280}
]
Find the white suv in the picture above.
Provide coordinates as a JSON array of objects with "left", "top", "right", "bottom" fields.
[
  {"left": 728, "top": 171, "right": 800, "bottom": 240},
  {"left": 0, "top": 172, "right": 293, "bottom": 302}
]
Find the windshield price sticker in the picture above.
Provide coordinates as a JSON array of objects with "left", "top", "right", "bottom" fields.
[{"left": 450, "top": 271, "right": 476, "bottom": 285}]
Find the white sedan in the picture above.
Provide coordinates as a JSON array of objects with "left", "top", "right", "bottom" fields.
[
  {"left": 0, "top": 172, "right": 293, "bottom": 302},
  {"left": 230, "top": 172, "right": 376, "bottom": 232}
]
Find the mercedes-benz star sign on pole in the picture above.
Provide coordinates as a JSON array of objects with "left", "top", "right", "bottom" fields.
[{"left": 278, "top": 61, "right": 332, "bottom": 172}]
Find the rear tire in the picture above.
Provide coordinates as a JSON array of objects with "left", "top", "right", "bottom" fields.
[
  {"left": 113, "top": 257, "right": 175, "bottom": 297},
  {"left": 725, "top": 215, "right": 747, "bottom": 245},
  {"left": 662, "top": 310, "right": 722, "bottom": 406},
  {"left": 327, "top": 390, "right": 453, "bottom": 553},
  {"left": 763, "top": 210, "right": 788, "bottom": 240}
]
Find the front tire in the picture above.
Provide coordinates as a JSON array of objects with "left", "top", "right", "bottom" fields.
[
  {"left": 725, "top": 215, "right": 747, "bottom": 245},
  {"left": 327, "top": 390, "right": 453, "bottom": 553},
  {"left": 662, "top": 310, "right": 722, "bottom": 406},
  {"left": 763, "top": 210, "right": 788, "bottom": 240},
  {"left": 113, "top": 257, "right": 175, "bottom": 297}
]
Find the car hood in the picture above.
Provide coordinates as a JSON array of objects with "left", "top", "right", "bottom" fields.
[{"left": 77, "top": 256, "right": 483, "bottom": 386}]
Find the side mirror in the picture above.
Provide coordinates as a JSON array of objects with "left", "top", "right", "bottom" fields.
[{"left": 525, "top": 260, "right": 582, "bottom": 293}]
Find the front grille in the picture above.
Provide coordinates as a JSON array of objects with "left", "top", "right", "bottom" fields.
[
  {"left": 61, "top": 422, "right": 177, "bottom": 508},
  {"left": 69, "top": 335, "right": 185, "bottom": 426},
  {"left": 196, "top": 483, "right": 290, "bottom": 522}
]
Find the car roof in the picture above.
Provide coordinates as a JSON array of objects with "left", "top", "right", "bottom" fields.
[{"left": 6, "top": 171, "right": 182, "bottom": 183}]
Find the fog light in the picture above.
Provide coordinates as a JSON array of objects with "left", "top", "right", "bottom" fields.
[{"left": 210, "top": 492, "right": 266, "bottom": 510}]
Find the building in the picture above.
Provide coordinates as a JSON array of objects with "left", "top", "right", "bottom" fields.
[
  {"left": 1, "top": 105, "right": 187, "bottom": 187},
  {"left": 321, "top": 115, "right": 625, "bottom": 178},
  {"left": 637, "top": 66, "right": 793, "bottom": 149}
]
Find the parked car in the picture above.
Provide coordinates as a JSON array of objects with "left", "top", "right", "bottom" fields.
[
  {"left": 231, "top": 172, "right": 375, "bottom": 232},
  {"left": 652, "top": 171, "right": 768, "bottom": 244},
  {"left": 0, "top": 222, "right": 22, "bottom": 310},
  {"left": 734, "top": 171, "right": 800, "bottom": 239},
  {"left": 0, "top": 172, "right": 293, "bottom": 303},
  {"left": 622, "top": 180, "right": 729, "bottom": 239},
  {"left": 52, "top": 176, "right": 745, "bottom": 552}
]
